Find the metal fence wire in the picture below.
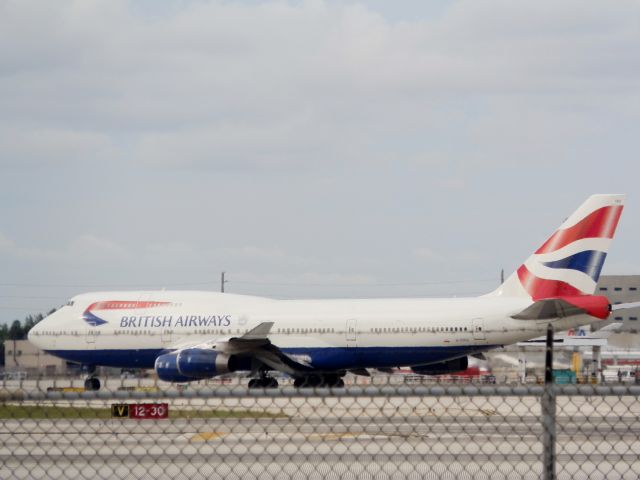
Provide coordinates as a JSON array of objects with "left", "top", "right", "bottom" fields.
[{"left": 1, "top": 383, "right": 640, "bottom": 480}]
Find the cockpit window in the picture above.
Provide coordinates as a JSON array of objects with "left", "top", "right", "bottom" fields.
[{"left": 66, "top": 300, "right": 74, "bottom": 307}]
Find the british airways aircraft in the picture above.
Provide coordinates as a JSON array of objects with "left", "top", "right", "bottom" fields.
[{"left": 28, "top": 195, "right": 631, "bottom": 389}]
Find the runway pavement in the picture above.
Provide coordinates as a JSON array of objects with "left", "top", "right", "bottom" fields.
[{"left": 2, "top": 391, "right": 640, "bottom": 479}]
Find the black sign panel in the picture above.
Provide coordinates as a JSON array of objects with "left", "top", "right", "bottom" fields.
[{"left": 111, "top": 404, "right": 130, "bottom": 418}]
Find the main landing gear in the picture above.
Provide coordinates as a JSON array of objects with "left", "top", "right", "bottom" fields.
[
  {"left": 248, "top": 374, "right": 279, "bottom": 389},
  {"left": 293, "top": 374, "right": 344, "bottom": 388}
]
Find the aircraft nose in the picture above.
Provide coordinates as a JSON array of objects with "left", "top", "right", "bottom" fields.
[
  {"left": 27, "top": 315, "right": 47, "bottom": 348},
  {"left": 27, "top": 323, "right": 38, "bottom": 346}
]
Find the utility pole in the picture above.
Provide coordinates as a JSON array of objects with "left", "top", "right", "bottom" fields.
[
  {"left": 542, "top": 323, "right": 556, "bottom": 480},
  {"left": 500, "top": 268, "right": 505, "bottom": 284},
  {"left": 221, "top": 271, "right": 227, "bottom": 293}
]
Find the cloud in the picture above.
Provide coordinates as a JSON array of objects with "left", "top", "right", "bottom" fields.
[
  {"left": 413, "top": 247, "right": 445, "bottom": 263},
  {"left": 132, "top": 119, "right": 327, "bottom": 171},
  {"left": 0, "top": 232, "right": 128, "bottom": 264},
  {"left": 0, "top": 127, "right": 114, "bottom": 167},
  {"left": 0, "top": 0, "right": 639, "bottom": 321},
  {"left": 0, "top": 232, "right": 60, "bottom": 262},
  {"left": 69, "top": 234, "right": 129, "bottom": 262},
  {"left": 435, "top": 177, "right": 467, "bottom": 191},
  {"left": 0, "top": 232, "right": 14, "bottom": 251},
  {"left": 143, "top": 242, "right": 318, "bottom": 270},
  {"left": 1, "top": 0, "right": 637, "bottom": 170}
]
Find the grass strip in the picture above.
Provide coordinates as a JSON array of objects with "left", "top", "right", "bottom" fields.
[{"left": 0, "top": 404, "right": 285, "bottom": 420}]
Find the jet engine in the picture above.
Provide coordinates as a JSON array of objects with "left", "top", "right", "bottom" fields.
[
  {"left": 154, "top": 352, "right": 191, "bottom": 382},
  {"left": 411, "top": 356, "right": 469, "bottom": 375},
  {"left": 154, "top": 348, "right": 252, "bottom": 382}
]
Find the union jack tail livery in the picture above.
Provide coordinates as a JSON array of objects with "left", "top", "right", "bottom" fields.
[{"left": 494, "top": 194, "right": 625, "bottom": 300}]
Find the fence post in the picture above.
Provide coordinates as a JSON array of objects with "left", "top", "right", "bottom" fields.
[{"left": 542, "top": 323, "right": 556, "bottom": 480}]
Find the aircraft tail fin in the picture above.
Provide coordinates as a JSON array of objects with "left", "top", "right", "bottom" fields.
[{"left": 492, "top": 194, "right": 625, "bottom": 300}]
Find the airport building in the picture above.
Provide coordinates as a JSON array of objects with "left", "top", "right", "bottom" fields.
[
  {"left": 597, "top": 275, "right": 640, "bottom": 330},
  {"left": 3, "top": 339, "right": 69, "bottom": 377}
]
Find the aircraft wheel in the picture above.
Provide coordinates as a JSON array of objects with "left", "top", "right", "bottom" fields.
[
  {"left": 293, "top": 377, "right": 314, "bottom": 388},
  {"left": 84, "top": 378, "right": 100, "bottom": 391},
  {"left": 248, "top": 379, "right": 260, "bottom": 389},
  {"left": 264, "top": 377, "right": 279, "bottom": 388},
  {"left": 249, "top": 377, "right": 278, "bottom": 388},
  {"left": 299, "top": 375, "right": 322, "bottom": 388},
  {"left": 323, "top": 375, "right": 344, "bottom": 388}
]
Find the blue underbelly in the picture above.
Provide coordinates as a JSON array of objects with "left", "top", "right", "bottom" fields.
[{"left": 46, "top": 345, "right": 496, "bottom": 371}]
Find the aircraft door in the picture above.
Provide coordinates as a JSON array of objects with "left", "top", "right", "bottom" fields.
[
  {"left": 346, "top": 319, "right": 357, "bottom": 347},
  {"left": 85, "top": 327, "right": 97, "bottom": 349},
  {"left": 138, "top": 291, "right": 169, "bottom": 345},
  {"left": 472, "top": 318, "right": 486, "bottom": 340},
  {"left": 161, "top": 328, "right": 172, "bottom": 346}
]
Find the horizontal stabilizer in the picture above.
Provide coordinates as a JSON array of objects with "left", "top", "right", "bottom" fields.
[
  {"left": 512, "top": 298, "right": 587, "bottom": 320},
  {"left": 512, "top": 295, "right": 610, "bottom": 320}
]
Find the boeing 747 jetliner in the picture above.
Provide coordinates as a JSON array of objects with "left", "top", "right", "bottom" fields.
[{"left": 29, "top": 195, "right": 632, "bottom": 389}]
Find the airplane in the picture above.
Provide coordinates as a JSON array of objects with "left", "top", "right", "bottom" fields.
[{"left": 28, "top": 194, "right": 634, "bottom": 390}]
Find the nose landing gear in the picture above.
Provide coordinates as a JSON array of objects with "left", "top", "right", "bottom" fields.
[
  {"left": 84, "top": 377, "right": 101, "bottom": 391},
  {"left": 82, "top": 365, "right": 101, "bottom": 391}
]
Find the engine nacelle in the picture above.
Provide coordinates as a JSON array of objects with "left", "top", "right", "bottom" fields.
[
  {"left": 154, "top": 352, "right": 191, "bottom": 383},
  {"left": 411, "top": 356, "right": 469, "bottom": 375},
  {"left": 155, "top": 348, "right": 252, "bottom": 382},
  {"left": 177, "top": 349, "right": 233, "bottom": 379}
]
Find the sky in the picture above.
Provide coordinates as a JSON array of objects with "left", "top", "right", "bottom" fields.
[{"left": 1, "top": 0, "right": 639, "bottom": 323}]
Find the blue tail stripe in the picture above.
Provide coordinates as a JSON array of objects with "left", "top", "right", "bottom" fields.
[{"left": 542, "top": 250, "right": 607, "bottom": 282}]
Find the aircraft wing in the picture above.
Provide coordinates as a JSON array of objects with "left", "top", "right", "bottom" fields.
[{"left": 213, "top": 322, "right": 315, "bottom": 375}]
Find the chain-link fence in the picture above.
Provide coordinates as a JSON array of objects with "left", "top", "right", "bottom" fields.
[{"left": 1, "top": 382, "right": 640, "bottom": 479}]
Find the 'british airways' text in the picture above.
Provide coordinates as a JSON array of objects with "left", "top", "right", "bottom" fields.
[{"left": 119, "top": 315, "right": 232, "bottom": 328}]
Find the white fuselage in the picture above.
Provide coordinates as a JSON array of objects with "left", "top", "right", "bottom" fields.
[{"left": 28, "top": 291, "right": 600, "bottom": 371}]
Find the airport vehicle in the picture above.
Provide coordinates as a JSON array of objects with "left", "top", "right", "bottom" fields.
[
  {"left": 28, "top": 195, "right": 635, "bottom": 390},
  {"left": 602, "top": 366, "right": 638, "bottom": 383}
]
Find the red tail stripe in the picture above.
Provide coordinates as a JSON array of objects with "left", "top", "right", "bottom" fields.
[
  {"left": 517, "top": 265, "right": 585, "bottom": 300},
  {"left": 535, "top": 205, "right": 623, "bottom": 254},
  {"left": 557, "top": 295, "right": 610, "bottom": 320},
  {"left": 86, "top": 301, "right": 171, "bottom": 312}
]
